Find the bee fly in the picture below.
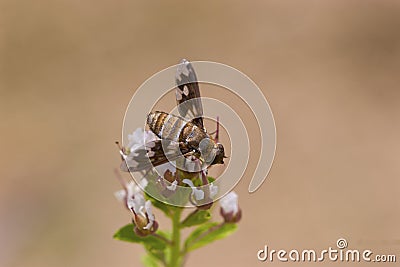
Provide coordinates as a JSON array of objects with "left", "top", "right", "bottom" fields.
[{"left": 121, "top": 59, "right": 226, "bottom": 173}]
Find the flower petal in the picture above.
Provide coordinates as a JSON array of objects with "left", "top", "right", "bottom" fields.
[
  {"left": 114, "top": 189, "right": 126, "bottom": 202},
  {"left": 220, "top": 191, "right": 239, "bottom": 215},
  {"left": 209, "top": 183, "right": 218, "bottom": 198},
  {"left": 182, "top": 179, "right": 205, "bottom": 200},
  {"left": 166, "top": 180, "right": 178, "bottom": 191},
  {"left": 143, "top": 200, "right": 155, "bottom": 230}
]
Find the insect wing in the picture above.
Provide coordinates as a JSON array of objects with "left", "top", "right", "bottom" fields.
[
  {"left": 175, "top": 59, "right": 204, "bottom": 130},
  {"left": 121, "top": 139, "right": 191, "bottom": 172}
]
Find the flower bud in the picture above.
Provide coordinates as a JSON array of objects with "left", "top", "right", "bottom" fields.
[{"left": 220, "top": 191, "right": 242, "bottom": 223}]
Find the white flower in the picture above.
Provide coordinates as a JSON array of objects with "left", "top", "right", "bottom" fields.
[
  {"left": 127, "top": 190, "right": 146, "bottom": 215},
  {"left": 130, "top": 198, "right": 157, "bottom": 235},
  {"left": 209, "top": 183, "right": 218, "bottom": 198},
  {"left": 166, "top": 180, "right": 178, "bottom": 191},
  {"left": 182, "top": 179, "right": 205, "bottom": 200},
  {"left": 114, "top": 189, "right": 127, "bottom": 202},
  {"left": 124, "top": 180, "right": 147, "bottom": 214},
  {"left": 115, "top": 177, "right": 157, "bottom": 235},
  {"left": 143, "top": 200, "right": 155, "bottom": 230},
  {"left": 127, "top": 128, "right": 157, "bottom": 154},
  {"left": 220, "top": 191, "right": 239, "bottom": 215},
  {"left": 114, "top": 179, "right": 148, "bottom": 204},
  {"left": 125, "top": 128, "right": 177, "bottom": 177}
]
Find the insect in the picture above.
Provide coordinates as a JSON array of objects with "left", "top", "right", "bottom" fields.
[{"left": 121, "top": 59, "right": 226, "bottom": 173}]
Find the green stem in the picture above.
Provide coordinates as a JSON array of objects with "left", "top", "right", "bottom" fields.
[{"left": 170, "top": 207, "right": 183, "bottom": 267}]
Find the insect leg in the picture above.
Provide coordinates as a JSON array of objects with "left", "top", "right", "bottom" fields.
[
  {"left": 215, "top": 116, "right": 220, "bottom": 143},
  {"left": 208, "top": 116, "right": 220, "bottom": 143}
]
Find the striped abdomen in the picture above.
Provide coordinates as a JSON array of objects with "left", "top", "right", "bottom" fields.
[{"left": 147, "top": 111, "right": 207, "bottom": 147}]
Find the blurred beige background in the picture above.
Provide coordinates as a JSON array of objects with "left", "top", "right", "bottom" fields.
[{"left": 1, "top": 1, "right": 399, "bottom": 266}]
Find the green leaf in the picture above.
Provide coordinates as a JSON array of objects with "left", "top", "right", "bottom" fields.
[
  {"left": 113, "top": 224, "right": 167, "bottom": 250},
  {"left": 181, "top": 210, "right": 211, "bottom": 228},
  {"left": 192, "top": 176, "right": 216, "bottom": 187},
  {"left": 141, "top": 254, "right": 160, "bottom": 267},
  {"left": 144, "top": 231, "right": 170, "bottom": 263},
  {"left": 145, "top": 245, "right": 166, "bottom": 263},
  {"left": 207, "top": 176, "right": 216, "bottom": 183},
  {"left": 184, "top": 222, "right": 237, "bottom": 252}
]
